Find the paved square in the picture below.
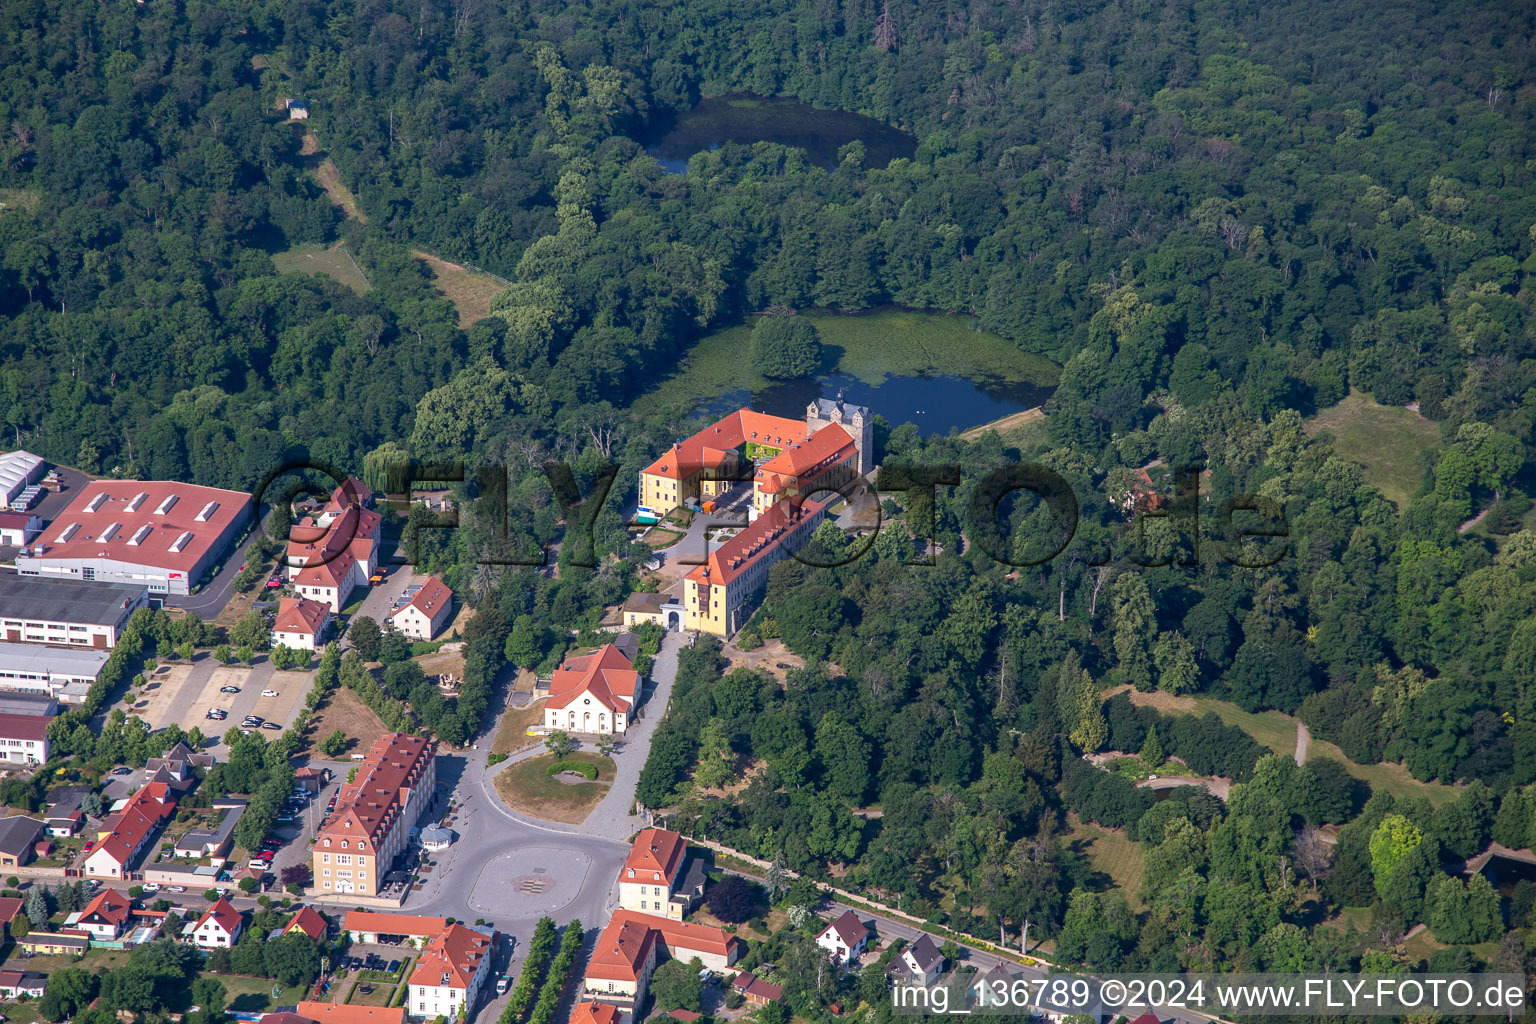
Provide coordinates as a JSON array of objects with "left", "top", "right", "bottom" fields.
[{"left": 467, "top": 847, "right": 593, "bottom": 919}]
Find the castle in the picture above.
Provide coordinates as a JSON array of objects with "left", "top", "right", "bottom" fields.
[{"left": 637, "top": 392, "right": 873, "bottom": 637}]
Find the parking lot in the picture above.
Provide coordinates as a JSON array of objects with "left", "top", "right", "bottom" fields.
[{"left": 134, "top": 658, "right": 311, "bottom": 738}]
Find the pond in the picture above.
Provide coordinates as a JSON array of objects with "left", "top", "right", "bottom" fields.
[
  {"left": 697, "top": 370, "right": 1053, "bottom": 439},
  {"left": 644, "top": 94, "right": 918, "bottom": 173}
]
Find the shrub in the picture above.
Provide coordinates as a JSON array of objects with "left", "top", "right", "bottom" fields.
[{"left": 545, "top": 760, "right": 598, "bottom": 780}]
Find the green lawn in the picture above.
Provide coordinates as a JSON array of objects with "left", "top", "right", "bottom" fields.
[
  {"left": 1067, "top": 816, "right": 1147, "bottom": 907},
  {"left": 1304, "top": 390, "right": 1442, "bottom": 508},
  {"left": 631, "top": 308, "right": 1059, "bottom": 418},
  {"left": 272, "top": 244, "right": 371, "bottom": 294},
  {"left": 219, "top": 975, "right": 311, "bottom": 1012}
]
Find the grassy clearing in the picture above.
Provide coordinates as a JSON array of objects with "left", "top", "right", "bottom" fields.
[
  {"left": 493, "top": 751, "right": 615, "bottom": 824},
  {"left": 1304, "top": 390, "right": 1442, "bottom": 508},
  {"left": 0, "top": 189, "right": 41, "bottom": 215},
  {"left": 1125, "top": 688, "right": 1459, "bottom": 805},
  {"left": 301, "top": 686, "right": 389, "bottom": 757},
  {"left": 220, "top": 975, "right": 311, "bottom": 1012},
  {"left": 491, "top": 702, "right": 545, "bottom": 756},
  {"left": 413, "top": 250, "right": 507, "bottom": 328},
  {"left": 644, "top": 527, "right": 684, "bottom": 548},
  {"left": 1066, "top": 815, "right": 1146, "bottom": 907},
  {"left": 631, "top": 309, "right": 1059, "bottom": 418},
  {"left": 273, "top": 244, "right": 371, "bottom": 294}
]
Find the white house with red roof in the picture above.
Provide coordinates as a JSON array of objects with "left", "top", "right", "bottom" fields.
[
  {"left": 273, "top": 596, "right": 332, "bottom": 650},
  {"left": 188, "top": 897, "right": 243, "bottom": 948},
  {"left": 544, "top": 643, "right": 638, "bottom": 736},
  {"left": 406, "top": 923, "right": 494, "bottom": 1020},
  {"left": 84, "top": 781, "right": 175, "bottom": 879},
  {"left": 387, "top": 576, "right": 453, "bottom": 641},
  {"left": 66, "top": 888, "right": 133, "bottom": 940},
  {"left": 14, "top": 480, "right": 253, "bottom": 596},
  {"left": 815, "top": 909, "right": 872, "bottom": 964},
  {"left": 617, "top": 828, "right": 704, "bottom": 920}
]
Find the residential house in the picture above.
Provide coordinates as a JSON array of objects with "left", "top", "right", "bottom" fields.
[
  {"left": 545, "top": 643, "right": 639, "bottom": 736},
  {"left": 343, "top": 912, "right": 447, "bottom": 948},
  {"left": 815, "top": 910, "right": 872, "bottom": 964},
  {"left": 18, "top": 931, "right": 90, "bottom": 955},
  {"left": 0, "top": 713, "right": 49, "bottom": 764},
  {"left": 172, "top": 799, "right": 245, "bottom": 859},
  {"left": 45, "top": 792, "right": 85, "bottom": 837},
  {"left": 387, "top": 577, "right": 453, "bottom": 641},
  {"left": 0, "top": 815, "right": 43, "bottom": 867},
  {"left": 0, "top": 511, "right": 42, "bottom": 547},
  {"left": 188, "top": 897, "right": 243, "bottom": 948},
  {"left": 66, "top": 888, "right": 132, "bottom": 941},
  {"left": 295, "top": 1003, "right": 405, "bottom": 1024},
  {"left": 616, "top": 828, "right": 705, "bottom": 921},
  {"left": 0, "top": 970, "right": 47, "bottom": 999},
  {"left": 313, "top": 734, "right": 436, "bottom": 897},
  {"left": 892, "top": 934, "right": 944, "bottom": 985},
  {"left": 0, "top": 896, "right": 22, "bottom": 936},
  {"left": 273, "top": 595, "right": 332, "bottom": 651},
  {"left": 731, "top": 973, "right": 782, "bottom": 1007},
  {"left": 84, "top": 781, "right": 176, "bottom": 879},
  {"left": 581, "top": 911, "right": 742, "bottom": 1013},
  {"left": 285, "top": 905, "right": 329, "bottom": 942},
  {"left": 406, "top": 923, "right": 495, "bottom": 1020}
]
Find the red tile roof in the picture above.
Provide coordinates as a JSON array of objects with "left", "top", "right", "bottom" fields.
[
  {"left": 296, "top": 1004, "right": 404, "bottom": 1024},
  {"left": 94, "top": 782, "right": 175, "bottom": 868},
  {"left": 196, "top": 897, "right": 242, "bottom": 937},
  {"left": 32, "top": 480, "right": 251, "bottom": 574},
  {"left": 623, "top": 828, "right": 686, "bottom": 882},
  {"left": 285, "top": 906, "right": 328, "bottom": 941},
  {"left": 343, "top": 911, "right": 448, "bottom": 936},
  {"left": 295, "top": 547, "right": 356, "bottom": 589},
  {"left": 408, "top": 923, "right": 491, "bottom": 991},
  {"left": 79, "top": 888, "right": 132, "bottom": 928},
  {"left": 570, "top": 1004, "right": 622, "bottom": 1024},
  {"left": 393, "top": 576, "right": 452, "bottom": 624},
  {"left": 756, "top": 423, "right": 855, "bottom": 481},
  {"left": 296, "top": 1004, "right": 403, "bottom": 1024},
  {"left": 684, "top": 496, "right": 826, "bottom": 588},
  {"left": 586, "top": 910, "right": 740, "bottom": 982},
  {"left": 547, "top": 644, "right": 637, "bottom": 714},
  {"left": 274, "top": 596, "right": 329, "bottom": 636},
  {"left": 319, "top": 734, "right": 434, "bottom": 848},
  {"left": 584, "top": 913, "right": 659, "bottom": 983},
  {"left": 641, "top": 409, "right": 809, "bottom": 481}
]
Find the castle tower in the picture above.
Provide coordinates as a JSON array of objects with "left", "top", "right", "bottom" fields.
[{"left": 806, "top": 388, "right": 873, "bottom": 475}]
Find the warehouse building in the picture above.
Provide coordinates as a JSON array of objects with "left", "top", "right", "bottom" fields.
[
  {"left": 0, "top": 572, "right": 148, "bottom": 648},
  {"left": 0, "top": 644, "right": 106, "bottom": 703},
  {"left": 0, "top": 451, "right": 44, "bottom": 507},
  {"left": 14, "top": 481, "right": 251, "bottom": 596}
]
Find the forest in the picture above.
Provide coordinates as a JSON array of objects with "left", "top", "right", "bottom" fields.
[{"left": 3, "top": 0, "right": 1536, "bottom": 1007}]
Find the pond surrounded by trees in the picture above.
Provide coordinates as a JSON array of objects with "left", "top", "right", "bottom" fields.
[{"left": 643, "top": 94, "right": 919, "bottom": 173}]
